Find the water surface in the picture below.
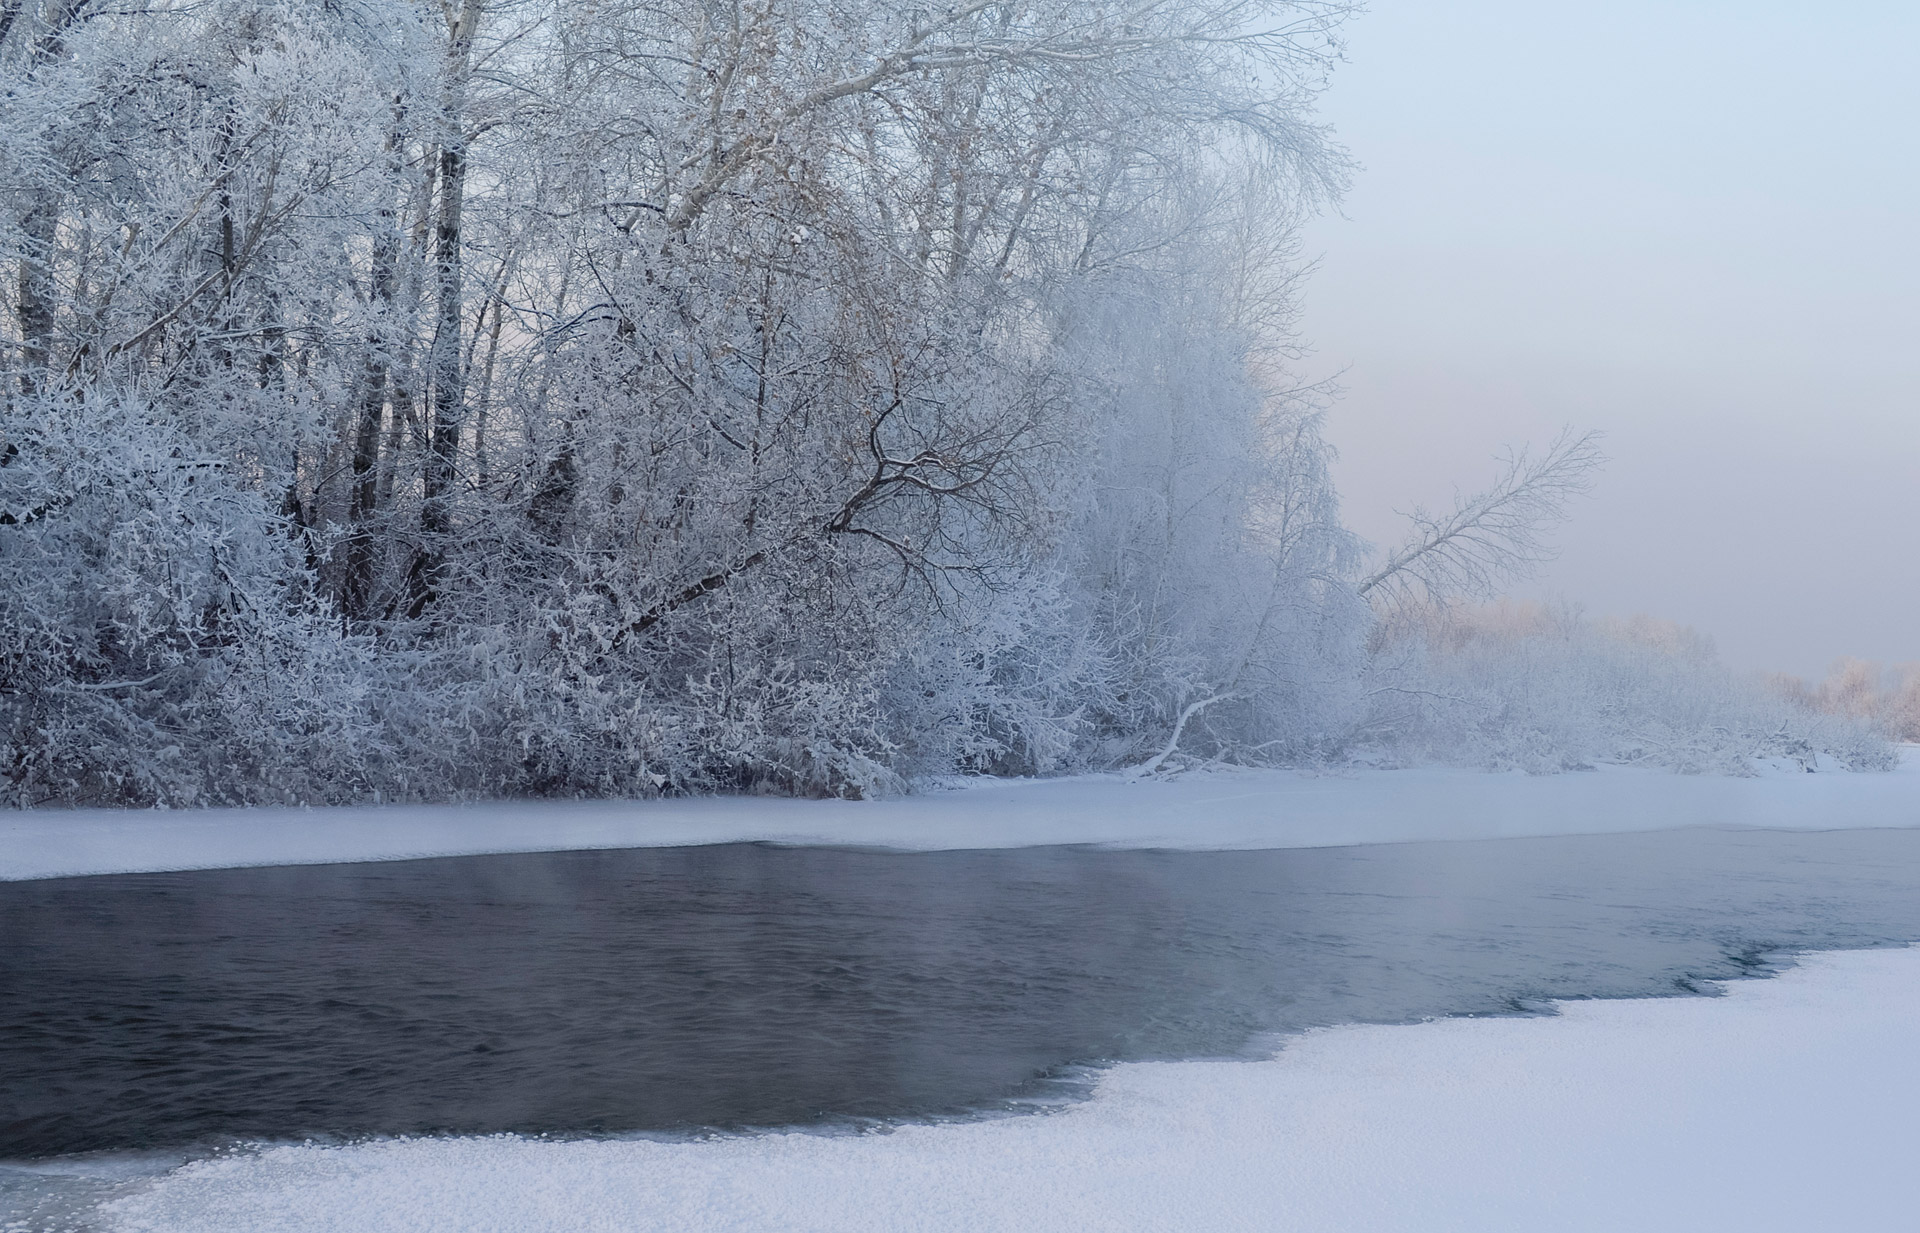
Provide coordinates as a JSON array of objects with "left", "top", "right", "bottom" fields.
[{"left": 6, "top": 826, "right": 1920, "bottom": 1168}]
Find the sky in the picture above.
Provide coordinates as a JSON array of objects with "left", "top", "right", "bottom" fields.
[{"left": 1298, "top": 0, "right": 1919, "bottom": 679}]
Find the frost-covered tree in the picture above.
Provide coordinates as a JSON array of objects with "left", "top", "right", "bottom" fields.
[
  {"left": 2, "top": 0, "right": 1888, "bottom": 806},
  {"left": 2, "top": 0, "right": 1367, "bottom": 803},
  {"left": 1776, "top": 659, "right": 1920, "bottom": 744}
]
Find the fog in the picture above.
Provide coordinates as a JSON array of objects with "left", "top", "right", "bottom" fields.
[{"left": 1302, "top": 0, "right": 1920, "bottom": 678}]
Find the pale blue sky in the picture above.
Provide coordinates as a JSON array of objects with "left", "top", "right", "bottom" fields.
[{"left": 1301, "top": 0, "right": 1919, "bottom": 677}]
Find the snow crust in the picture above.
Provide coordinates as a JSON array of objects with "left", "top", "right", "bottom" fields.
[
  {"left": 5, "top": 750, "right": 1919, "bottom": 882},
  {"left": 6, "top": 750, "right": 1920, "bottom": 882},
  {"left": 90, "top": 945, "right": 1920, "bottom": 1233}
]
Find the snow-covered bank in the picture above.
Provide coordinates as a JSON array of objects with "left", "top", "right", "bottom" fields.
[
  {"left": 87, "top": 945, "right": 1920, "bottom": 1233},
  {"left": 6, "top": 751, "right": 1920, "bottom": 881}
]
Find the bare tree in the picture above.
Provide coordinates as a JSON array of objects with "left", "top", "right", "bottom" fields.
[{"left": 1357, "top": 429, "right": 1605, "bottom": 608}]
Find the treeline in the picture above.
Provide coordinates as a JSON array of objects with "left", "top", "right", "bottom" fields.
[
  {"left": 1775, "top": 661, "right": 1920, "bottom": 745},
  {"left": 0, "top": 0, "right": 1890, "bottom": 806},
  {"left": 1371, "top": 605, "right": 1897, "bottom": 775}
]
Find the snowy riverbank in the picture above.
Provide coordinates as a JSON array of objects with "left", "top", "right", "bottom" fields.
[
  {"left": 66, "top": 944, "right": 1919, "bottom": 1233},
  {"left": 6, "top": 750, "right": 1919, "bottom": 881}
]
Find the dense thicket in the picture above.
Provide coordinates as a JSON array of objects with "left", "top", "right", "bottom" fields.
[
  {"left": 1367, "top": 605, "right": 1896, "bottom": 776},
  {"left": 1777, "top": 660, "right": 1920, "bottom": 744},
  {"left": 1, "top": 0, "right": 1889, "bottom": 806}
]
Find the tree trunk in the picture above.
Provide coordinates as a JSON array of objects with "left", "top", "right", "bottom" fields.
[
  {"left": 12, "top": 1, "right": 97, "bottom": 396},
  {"left": 13, "top": 197, "right": 55, "bottom": 396},
  {"left": 344, "top": 119, "right": 407, "bottom": 622},
  {"left": 411, "top": 1, "right": 481, "bottom": 620}
]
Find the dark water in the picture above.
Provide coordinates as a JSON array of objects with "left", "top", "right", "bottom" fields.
[{"left": 6, "top": 828, "right": 1920, "bottom": 1163}]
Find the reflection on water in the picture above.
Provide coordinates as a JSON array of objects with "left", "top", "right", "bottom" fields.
[{"left": 6, "top": 827, "right": 1920, "bottom": 1168}]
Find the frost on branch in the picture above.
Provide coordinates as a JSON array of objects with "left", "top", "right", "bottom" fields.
[{"left": 1358, "top": 430, "right": 1605, "bottom": 609}]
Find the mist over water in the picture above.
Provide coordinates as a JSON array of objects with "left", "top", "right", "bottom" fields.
[{"left": 8, "top": 827, "right": 1920, "bottom": 1165}]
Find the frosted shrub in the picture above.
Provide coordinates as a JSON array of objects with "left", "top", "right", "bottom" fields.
[
  {"left": 1775, "top": 659, "right": 1920, "bottom": 744},
  {"left": 1363, "top": 605, "right": 1896, "bottom": 775},
  {"left": 0, "top": 395, "right": 385, "bottom": 806}
]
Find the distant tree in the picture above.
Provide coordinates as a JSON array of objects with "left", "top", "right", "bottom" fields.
[{"left": 1781, "top": 659, "right": 1920, "bottom": 743}]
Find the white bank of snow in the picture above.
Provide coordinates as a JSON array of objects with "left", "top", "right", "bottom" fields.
[
  {"left": 93, "top": 945, "right": 1920, "bottom": 1233},
  {"left": 5, "top": 750, "right": 1920, "bottom": 881}
]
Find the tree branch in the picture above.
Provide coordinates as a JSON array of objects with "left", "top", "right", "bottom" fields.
[{"left": 1358, "top": 429, "right": 1604, "bottom": 604}]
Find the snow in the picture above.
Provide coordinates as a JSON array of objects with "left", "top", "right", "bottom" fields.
[
  {"left": 86, "top": 944, "right": 1920, "bottom": 1233},
  {"left": 5, "top": 750, "right": 1919, "bottom": 882}
]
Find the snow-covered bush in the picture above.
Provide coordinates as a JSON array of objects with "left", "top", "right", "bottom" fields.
[
  {"left": 1774, "top": 659, "right": 1920, "bottom": 744},
  {"left": 1360, "top": 604, "right": 1896, "bottom": 775},
  {"left": 0, "top": 394, "right": 386, "bottom": 806}
]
